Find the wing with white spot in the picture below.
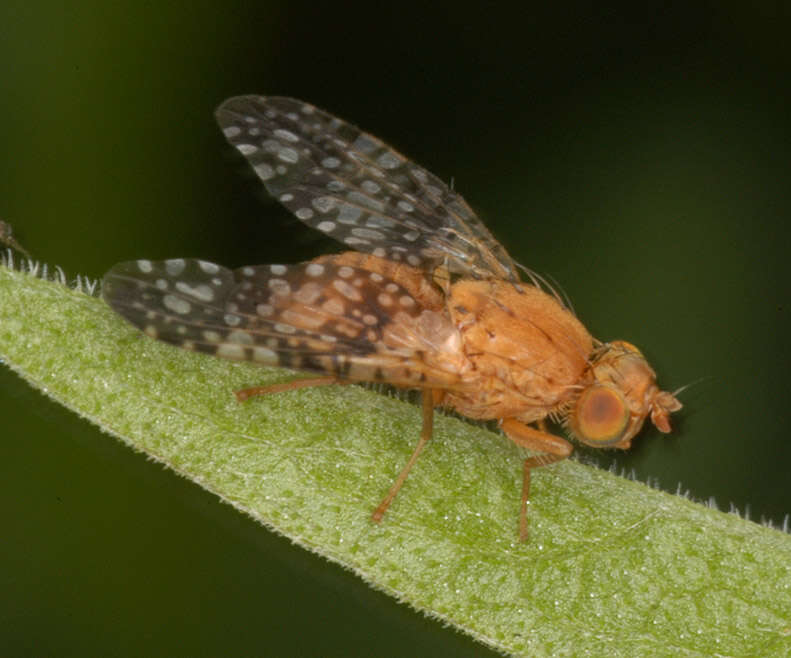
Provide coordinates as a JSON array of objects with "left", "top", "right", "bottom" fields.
[
  {"left": 102, "top": 258, "right": 465, "bottom": 389},
  {"left": 215, "top": 96, "right": 517, "bottom": 280}
]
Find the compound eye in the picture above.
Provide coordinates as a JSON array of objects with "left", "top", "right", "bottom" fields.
[
  {"left": 571, "top": 385, "right": 630, "bottom": 447},
  {"left": 609, "top": 340, "right": 643, "bottom": 356}
]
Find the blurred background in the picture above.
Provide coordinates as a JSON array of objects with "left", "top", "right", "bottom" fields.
[{"left": 1, "top": 2, "right": 789, "bottom": 655}]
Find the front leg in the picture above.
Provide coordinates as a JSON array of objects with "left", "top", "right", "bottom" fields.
[{"left": 500, "top": 418, "right": 573, "bottom": 542}]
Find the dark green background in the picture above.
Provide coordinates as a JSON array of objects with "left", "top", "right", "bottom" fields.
[{"left": 1, "top": 2, "right": 789, "bottom": 656}]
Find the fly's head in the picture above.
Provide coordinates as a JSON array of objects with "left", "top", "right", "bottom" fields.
[{"left": 567, "top": 340, "right": 682, "bottom": 449}]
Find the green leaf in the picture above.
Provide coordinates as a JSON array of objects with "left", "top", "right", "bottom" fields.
[{"left": 2, "top": 254, "right": 790, "bottom": 656}]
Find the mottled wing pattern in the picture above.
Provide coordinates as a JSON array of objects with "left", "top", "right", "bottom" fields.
[
  {"left": 215, "top": 96, "right": 517, "bottom": 281},
  {"left": 102, "top": 258, "right": 463, "bottom": 389}
]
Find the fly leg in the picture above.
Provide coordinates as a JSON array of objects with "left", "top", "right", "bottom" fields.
[
  {"left": 500, "top": 418, "right": 573, "bottom": 542},
  {"left": 372, "top": 389, "right": 444, "bottom": 523},
  {"left": 0, "top": 220, "right": 32, "bottom": 259},
  {"left": 235, "top": 376, "right": 342, "bottom": 402}
]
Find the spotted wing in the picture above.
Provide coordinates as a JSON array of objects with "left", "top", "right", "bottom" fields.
[
  {"left": 215, "top": 95, "right": 517, "bottom": 281},
  {"left": 102, "top": 258, "right": 465, "bottom": 390}
]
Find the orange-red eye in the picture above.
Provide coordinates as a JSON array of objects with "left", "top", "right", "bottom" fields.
[
  {"left": 570, "top": 385, "right": 630, "bottom": 447},
  {"left": 609, "top": 340, "right": 643, "bottom": 356}
]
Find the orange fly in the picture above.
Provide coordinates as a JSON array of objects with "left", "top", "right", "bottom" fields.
[{"left": 103, "top": 96, "right": 682, "bottom": 541}]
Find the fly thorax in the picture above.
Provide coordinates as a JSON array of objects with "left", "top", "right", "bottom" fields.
[{"left": 448, "top": 278, "right": 593, "bottom": 411}]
